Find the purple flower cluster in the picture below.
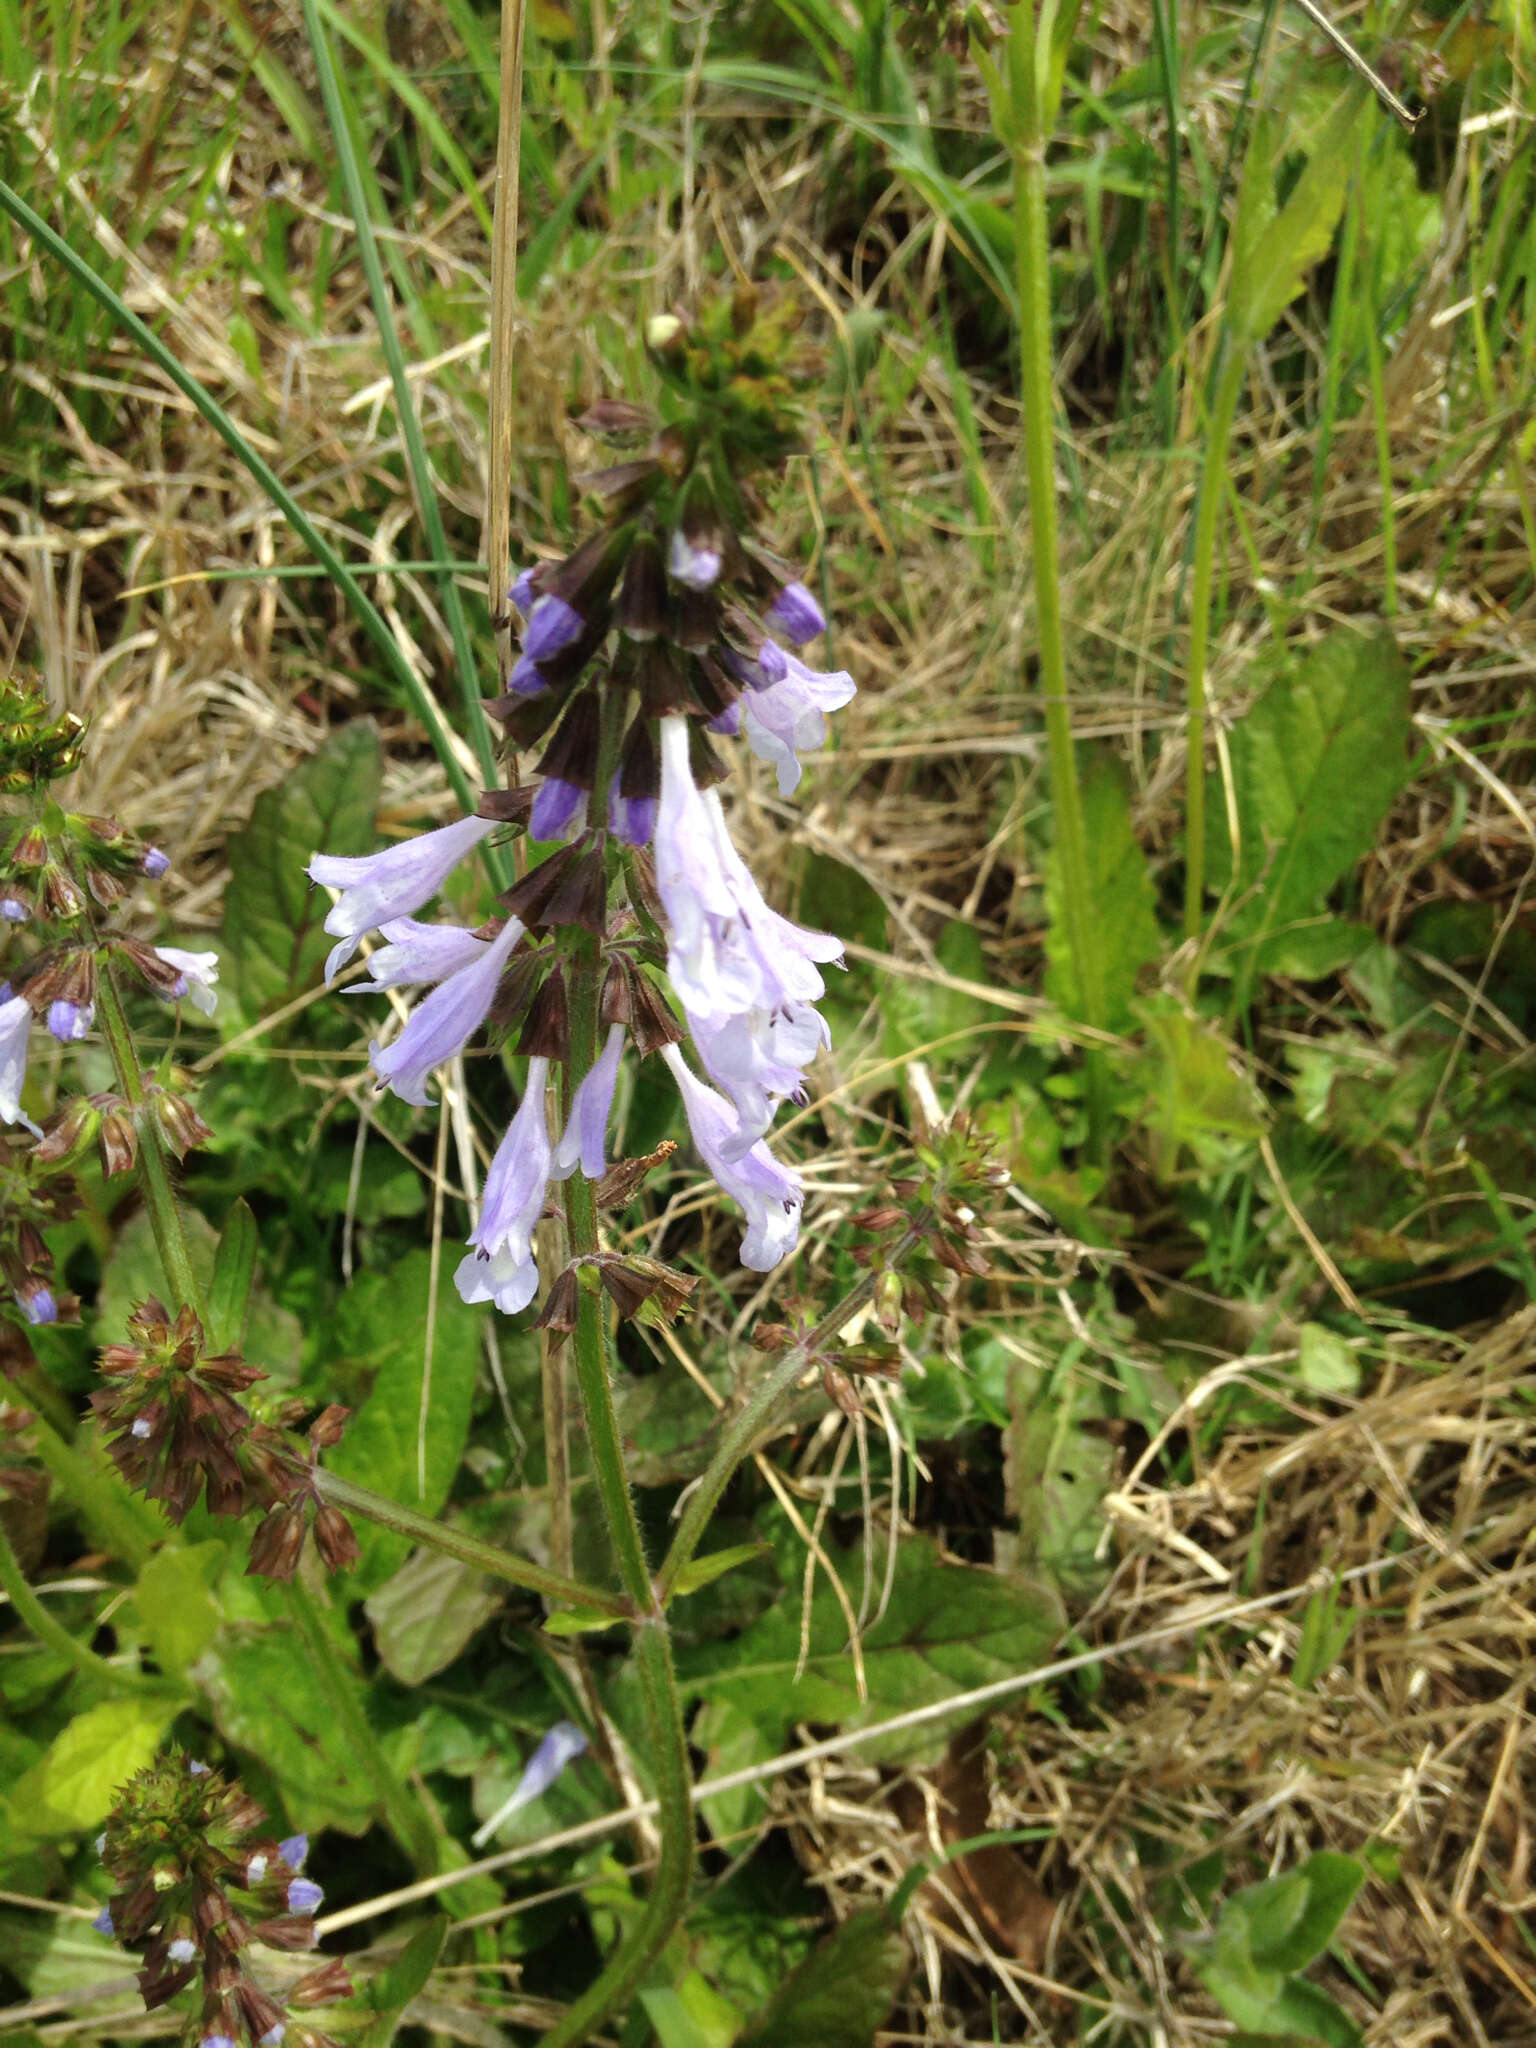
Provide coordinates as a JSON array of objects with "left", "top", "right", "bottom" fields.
[{"left": 307, "top": 342, "right": 856, "bottom": 1311}]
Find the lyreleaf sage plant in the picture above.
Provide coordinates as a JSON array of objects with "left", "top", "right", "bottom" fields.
[
  {"left": 304, "top": 285, "right": 862, "bottom": 2045},
  {"left": 307, "top": 286, "right": 856, "bottom": 1317}
]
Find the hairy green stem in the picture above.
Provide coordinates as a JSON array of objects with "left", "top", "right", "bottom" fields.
[
  {"left": 313, "top": 1470, "right": 625, "bottom": 1614},
  {"left": 286, "top": 1577, "right": 435, "bottom": 1871},
  {"left": 95, "top": 967, "right": 205, "bottom": 1320},
  {"left": 0, "top": 1514, "right": 169, "bottom": 1695},
  {"left": 539, "top": 909, "right": 694, "bottom": 2044},
  {"left": 298, "top": 0, "right": 506, "bottom": 846},
  {"left": 0, "top": 175, "right": 479, "bottom": 821},
  {"left": 655, "top": 1221, "right": 926, "bottom": 1601},
  {"left": 1180, "top": 344, "right": 1246, "bottom": 949},
  {"left": 1007, "top": 9, "right": 1109, "bottom": 1153}
]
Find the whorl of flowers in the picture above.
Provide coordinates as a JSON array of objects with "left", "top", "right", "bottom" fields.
[
  {"left": 91, "top": 1299, "right": 359, "bottom": 1579},
  {"left": 93, "top": 1752, "right": 350, "bottom": 2048},
  {"left": 308, "top": 287, "right": 856, "bottom": 1315}
]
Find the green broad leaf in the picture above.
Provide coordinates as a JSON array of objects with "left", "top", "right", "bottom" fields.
[
  {"left": 97, "top": 1206, "right": 303, "bottom": 1381},
  {"left": 679, "top": 1534, "right": 1061, "bottom": 1767},
  {"left": 693, "top": 1698, "right": 774, "bottom": 1848},
  {"left": 363, "top": 1546, "right": 503, "bottom": 1686},
  {"left": 11, "top": 1698, "right": 176, "bottom": 1835},
  {"left": 207, "top": 1198, "right": 258, "bottom": 1351},
  {"left": 1231, "top": 88, "right": 1367, "bottom": 341},
  {"left": 324, "top": 1249, "right": 484, "bottom": 1589},
  {"left": 1005, "top": 1349, "right": 1118, "bottom": 1600},
  {"left": 1296, "top": 1325, "right": 1360, "bottom": 1397},
  {"left": 670, "top": 1543, "right": 766, "bottom": 1599},
  {"left": 204, "top": 1626, "right": 378, "bottom": 1834},
  {"left": 1044, "top": 751, "right": 1160, "bottom": 1032},
  {"left": 355, "top": 1917, "right": 447, "bottom": 2048},
  {"left": 1209, "top": 633, "right": 1410, "bottom": 977},
  {"left": 136, "top": 1540, "right": 225, "bottom": 1678},
  {"left": 220, "top": 719, "right": 382, "bottom": 1016},
  {"left": 542, "top": 1607, "right": 624, "bottom": 1637},
  {"left": 881, "top": 918, "right": 992, "bottom": 1067},
  {"left": 738, "top": 1908, "right": 907, "bottom": 2048},
  {"left": 639, "top": 1987, "right": 724, "bottom": 2048},
  {"left": 1254, "top": 918, "right": 1373, "bottom": 982},
  {"left": 1238, "top": 1854, "right": 1365, "bottom": 1975},
  {"left": 1141, "top": 1003, "right": 1269, "bottom": 1151},
  {"left": 0, "top": 1910, "right": 120, "bottom": 1998}
]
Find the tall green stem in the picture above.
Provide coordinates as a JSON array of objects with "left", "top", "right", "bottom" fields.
[
  {"left": 0, "top": 1514, "right": 170, "bottom": 1694},
  {"left": 1180, "top": 344, "right": 1246, "bottom": 948},
  {"left": 537, "top": 903, "right": 694, "bottom": 2046},
  {"left": 1007, "top": 8, "right": 1108, "bottom": 1152},
  {"left": 96, "top": 966, "right": 205, "bottom": 1319}
]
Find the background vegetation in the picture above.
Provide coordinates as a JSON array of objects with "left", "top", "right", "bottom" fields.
[{"left": 1, "top": 2, "right": 1533, "bottom": 2043}]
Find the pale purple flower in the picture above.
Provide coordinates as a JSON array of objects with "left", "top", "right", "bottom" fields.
[
  {"left": 152, "top": 946, "right": 220, "bottom": 1016},
  {"left": 131, "top": 1416, "right": 152, "bottom": 1439},
  {"left": 286, "top": 1878, "right": 323, "bottom": 1915},
  {"left": 167, "top": 1937, "right": 197, "bottom": 1965},
  {"left": 187, "top": 1759, "right": 210, "bottom": 1774},
  {"left": 706, "top": 701, "right": 742, "bottom": 738},
  {"left": 653, "top": 720, "right": 839, "bottom": 1143},
  {"left": 669, "top": 530, "right": 721, "bottom": 590},
  {"left": 245, "top": 1853, "right": 269, "bottom": 1885},
  {"left": 662, "top": 1046, "right": 802, "bottom": 1270},
  {"left": 279, "top": 1834, "right": 309, "bottom": 1871},
  {"left": 259, "top": 2026, "right": 286, "bottom": 2048},
  {"left": 766, "top": 580, "right": 826, "bottom": 644},
  {"left": 530, "top": 778, "right": 587, "bottom": 842},
  {"left": 471, "top": 1719, "right": 588, "bottom": 1847},
  {"left": 454, "top": 1057, "right": 551, "bottom": 1315},
  {"left": 525, "top": 594, "right": 582, "bottom": 663},
  {"left": 349, "top": 918, "right": 488, "bottom": 992},
  {"left": 370, "top": 917, "right": 525, "bottom": 1107},
  {"left": 92, "top": 1906, "right": 114, "bottom": 1937},
  {"left": 0, "top": 993, "right": 40, "bottom": 1138},
  {"left": 309, "top": 813, "right": 498, "bottom": 982},
  {"left": 141, "top": 847, "right": 171, "bottom": 879},
  {"left": 740, "top": 652, "right": 856, "bottom": 796},
  {"left": 551, "top": 1024, "right": 624, "bottom": 1182},
  {"left": 0, "top": 896, "right": 28, "bottom": 922},
  {"left": 509, "top": 568, "right": 535, "bottom": 615},
  {"left": 47, "top": 1000, "right": 92, "bottom": 1043},
  {"left": 16, "top": 1280, "right": 57, "bottom": 1326},
  {"left": 201, "top": 2034, "right": 238, "bottom": 2048}
]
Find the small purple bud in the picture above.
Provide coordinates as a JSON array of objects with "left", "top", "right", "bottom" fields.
[
  {"left": 0, "top": 897, "right": 28, "bottom": 922},
  {"left": 18, "top": 1283, "right": 57, "bottom": 1327},
  {"left": 669, "top": 531, "right": 720, "bottom": 590},
  {"left": 259, "top": 2027, "right": 286, "bottom": 2048},
  {"left": 92, "top": 1905, "right": 114, "bottom": 1937},
  {"left": 509, "top": 567, "right": 535, "bottom": 616},
  {"left": 529, "top": 778, "right": 586, "bottom": 843},
  {"left": 167, "top": 1937, "right": 197, "bottom": 1964},
  {"left": 95, "top": 1834, "right": 107, "bottom": 1856},
  {"left": 608, "top": 782, "right": 656, "bottom": 849},
  {"left": 141, "top": 847, "right": 171, "bottom": 879},
  {"left": 524, "top": 594, "right": 583, "bottom": 664},
  {"left": 278, "top": 1834, "right": 309, "bottom": 1871},
  {"left": 47, "top": 1000, "right": 92, "bottom": 1043},
  {"left": 245, "top": 1853, "right": 269, "bottom": 1885},
  {"left": 201, "top": 2034, "right": 239, "bottom": 2048},
  {"left": 706, "top": 702, "right": 742, "bottom": 738},
  {"left": 187, "top": 1759, "right": 210, "bottom": 1775},
  {"left": 287, "top": 1878, "right": 324, "bottom": 1915},
  {"left": 766, "top": 580, "right": 826, "bottom": 644},
  {"left": 131, "top": 1416, "right": 152, "bottom": 1440}
]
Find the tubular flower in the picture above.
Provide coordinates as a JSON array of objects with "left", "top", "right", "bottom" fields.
[
  {"left": 740, "top": 652, "right": 857, "bottom": 796},
  {"left": 308, "top": 814, "right": 499, "bottom": 981},
  {"left": 369, "top": 918, "right": 525, "bottom": 1107},
  {"left": 0, "top": 993, "right": 40, "bottom": 1137},
  {"left": 661, "top": 1045, "right": 803, "bottom": 1270},
  {"left": 455, "top": 1057, "right": 553, "bottom": 1313},
  {"left": 551, "top": 1023, "right": 625, "bottom": 1182}
]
